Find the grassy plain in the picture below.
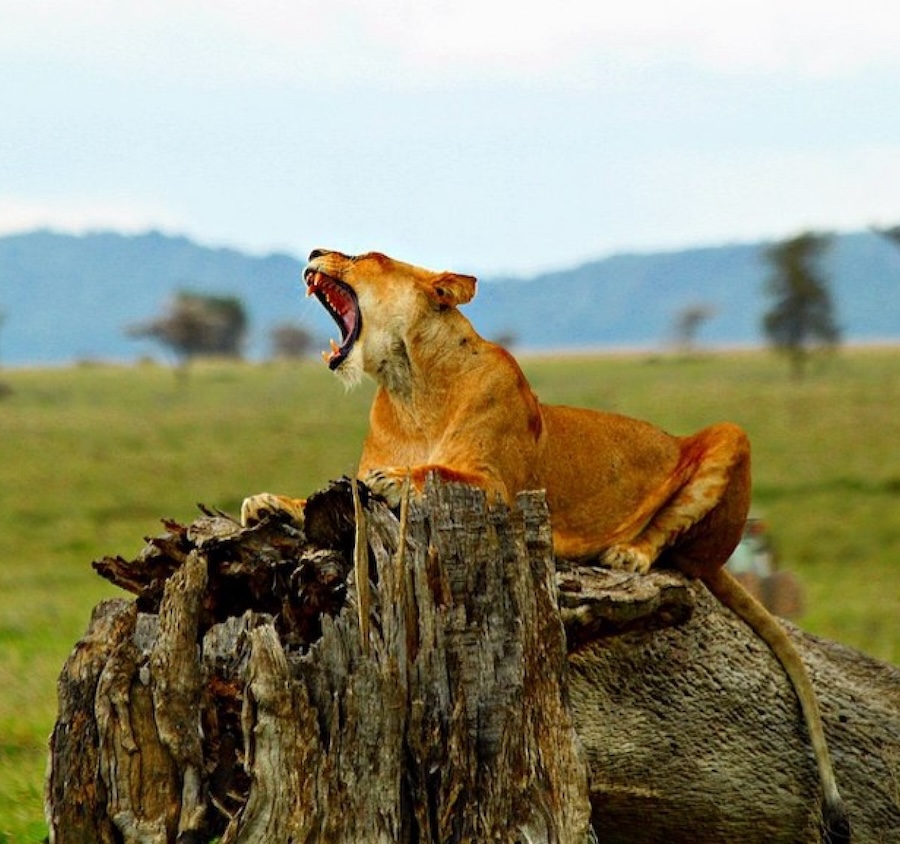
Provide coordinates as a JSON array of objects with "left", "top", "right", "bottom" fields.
[{"left": 1, "top": 349, "right": 898, "bottom": 840}]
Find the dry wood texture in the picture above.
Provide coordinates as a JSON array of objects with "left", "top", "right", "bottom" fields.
[{"left": 46, "top": 479, "right": 900, "bottom": 843}]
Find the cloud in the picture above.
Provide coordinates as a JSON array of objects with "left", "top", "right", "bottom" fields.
[
  {"left": 4, "top": 0, "right": 900, "bottom": 272},
  {"left": 4, "top": 0, "right": 900, "bottom": 86},
  {"left": 0, "top": 196, "right": 188, "bottom": 238},
  {"left": 200, "top": 0, "right": 900, "bottom": 84}
]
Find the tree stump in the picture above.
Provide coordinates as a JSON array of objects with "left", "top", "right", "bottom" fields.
[
  {"left": 46, "top": 479, "right": 900, "bottom": 843},
  {"left": 47, "top": 479, "right": 594, "bottom": 843}
]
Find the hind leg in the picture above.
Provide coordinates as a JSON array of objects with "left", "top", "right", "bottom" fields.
[{"left": 603, "top": 422, "right": 751, "bottom": 574}]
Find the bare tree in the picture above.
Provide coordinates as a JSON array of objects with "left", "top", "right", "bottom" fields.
[
  {"left": 128, "top": 291, "right": 248, "bottom": 367},
  {"left": 762, "top": 232, "right": 840, "bottom": 379},
  {"left": 671, "top": 303, "right": 717, "bottom": 354},
  {"left": 491, "top": 330, "right": 518, "bottom": 350},
  {"left": 872, "top": 226, "right": 900, "bottom": 339},
  {"left": 270, "top": 323, "right": 314, "bottom": 360},
  {"left": 0, "top": 309, "right": 10, "bottom": 398},
  {"left": 872, "top": 224, "right": 900, "bottom": 251}
]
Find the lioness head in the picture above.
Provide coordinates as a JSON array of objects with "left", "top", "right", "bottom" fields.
[{"left": 304, "top": 249, "right": 477, "bottom": 388}]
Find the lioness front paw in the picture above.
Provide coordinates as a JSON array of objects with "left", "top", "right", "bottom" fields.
[
  {"left": 602, "top": 543, "right": 655, "bottom": 574},
  {"left": 240, "top": 492, "right": 306, "bottom": 527},
  {"left": 362, "top": 468, "right": 413, "bottom": 508}
]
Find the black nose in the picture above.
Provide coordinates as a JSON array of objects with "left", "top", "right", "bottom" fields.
[{"left": 309, "top": 248, "right": 330, "bottom": 260}]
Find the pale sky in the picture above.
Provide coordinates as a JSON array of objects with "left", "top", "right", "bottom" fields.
[{"left": 3, "top": 0, "right": 900, "bottom": 273}]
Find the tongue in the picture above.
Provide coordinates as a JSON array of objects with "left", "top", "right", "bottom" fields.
[
  {"left": 331, "top": 290, "right": 357, "bottom": 336},
  {"left": 308, "top": 272, "right": 360, "bottom": 368}
]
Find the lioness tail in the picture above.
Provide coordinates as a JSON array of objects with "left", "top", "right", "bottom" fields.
[{"left": 702, "top": 568, "right": 850, "bottom": 844}]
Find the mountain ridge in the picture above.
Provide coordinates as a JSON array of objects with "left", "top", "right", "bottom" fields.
[{"left": 1, "top": 229, "right": 898, "bottom": 366}]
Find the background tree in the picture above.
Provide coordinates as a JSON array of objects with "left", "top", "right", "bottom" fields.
[
  {"left": 872, "top": 224, "right": 900, "bottom": 251},
  {"left": 762, "top": 232, "right": 840, "bottom": 379},
  {"left": 0, "top": 309, "right": 10, "bottom": 398},
  {"left": 128, "top": 291, "right": 248, "bottom": 367},
  {"left": 873, "top": 226, "right": 900, "bottom": 339},
  {"left": 270, "top": 323, "right": 314, "bottom": 360},
  {"left": 491, "top": 330, "right": 518, "bottom": 349},
  {"left": 671, "top": 303, "right": 717, "bottom": 355}
]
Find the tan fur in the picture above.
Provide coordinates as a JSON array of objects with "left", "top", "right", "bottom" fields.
[{"left": 242, "top": 249, "right": 848, "bottom": 841}]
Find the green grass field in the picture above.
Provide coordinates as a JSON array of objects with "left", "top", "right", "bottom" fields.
[{"left": 2, "top": 349, "right": 898, "bottom": 840}]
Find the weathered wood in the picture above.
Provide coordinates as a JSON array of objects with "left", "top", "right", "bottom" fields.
[
  {"left": 567, "top": 583, "right": 900, "bottom": 843},
  {"left": 49, "top": 480, "right": 594, "bottom": 843},
  {"left": 46, "top": 599, "right": 135, "bottom": 844},
  {"left": 47, "top": 479, "right": 900, "bottom": 843},
  {"left": 556, "top": 564, "right": 695, "bottom": 648}
]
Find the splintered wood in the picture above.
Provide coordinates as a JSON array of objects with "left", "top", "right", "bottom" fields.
[{"left": 48, "top": 479, "right": 593, "bottom": 843}]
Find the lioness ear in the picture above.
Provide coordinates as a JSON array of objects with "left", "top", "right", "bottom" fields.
[{"left": 430, "top": 272, "right": 477, "bottom": 307}]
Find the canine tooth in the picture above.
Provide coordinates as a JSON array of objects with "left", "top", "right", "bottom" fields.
[
  {"left": 321, "top": 350, "right": 330, "bottom": 364},
  {"left": 330, "top": 338, "right": 341, "bottom": 354}
]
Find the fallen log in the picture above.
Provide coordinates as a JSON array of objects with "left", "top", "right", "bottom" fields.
[{"left": 46, "top": 479, "right": 900, "bottom": 843}]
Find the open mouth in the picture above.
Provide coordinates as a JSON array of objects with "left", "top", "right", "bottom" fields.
[{"left": 305, "top": 269, "right": 361, "bottom": 370}]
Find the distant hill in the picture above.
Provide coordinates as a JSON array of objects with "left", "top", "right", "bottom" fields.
[
  {"left": 467, "top": 232, "right": 900, "bottom": 352},
  {"left": 0, "top": 230, "right": 310, "bottom": 365},
  {"left": 1, "top": 229, "right": 899, "bottom": 366}
]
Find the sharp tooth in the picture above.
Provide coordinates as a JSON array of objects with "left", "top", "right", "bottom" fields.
[
  {"left": 321, "top": 350, "right": 330, "bottom": 364},
  {"left": 330, "top": 338, "right": 341, "bottom": 354}
]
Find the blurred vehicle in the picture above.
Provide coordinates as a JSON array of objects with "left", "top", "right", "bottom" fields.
[{"left": 725, "top": 517, "right": 805, "bottom": 619}]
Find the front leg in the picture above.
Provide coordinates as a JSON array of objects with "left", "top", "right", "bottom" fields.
[
  {"left": 240, "top": 492, "right": 307, "bottom": 527},
  {"left": 363, "top": 464, "right": 506, "bottom": 507},
  {"left": 601, "top": 542, "right": 657, "bottom": 574}
]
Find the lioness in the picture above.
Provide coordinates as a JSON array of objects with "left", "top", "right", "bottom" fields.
[{"left": 243, "top": 248, "right": 849, "bottom": 843}]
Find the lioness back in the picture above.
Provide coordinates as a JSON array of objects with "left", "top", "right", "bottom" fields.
[{"left": 538, "top": 405, "right": 680, "bottom": 559}]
